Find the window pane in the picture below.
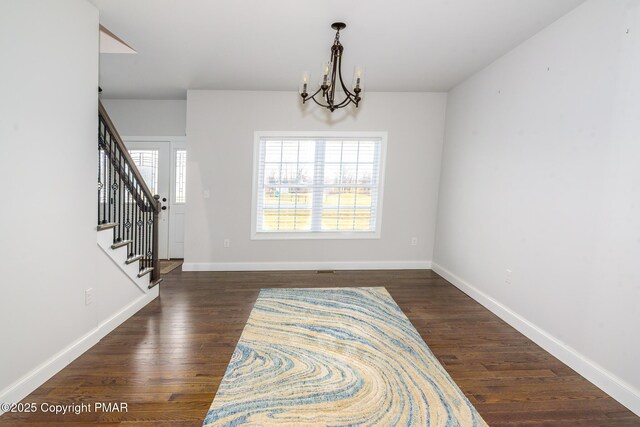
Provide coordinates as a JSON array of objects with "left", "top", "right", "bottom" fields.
[
  {"left": 297, "top": 163, "right": 314, "bottom": 185},
  {"left": 291, "top": 188, "right": 312, "bottom": 206},
  {"left": 358, "top": 141, "right": 376, "bottom": 163},
  {"left": 323, "top": 164, "right": 341, "bottom": 185},
  {"left": 175, "top": 149, "right": 187, "bottom": 203},
  {"left": 293, "top": 208, "right": 312, "bottom": 230},
  {"left": 357, "top": 163, "right": 374, "bottom": 185},
  {"left": 280, "top": 163, "right": 314, "bottom": 186},
  {"left": 338, "top": 210, "right": 357, "bottom": 230},
  {"left": 354, "top": 209, "right": 372, "bottom": 230},
  {"left": 340, "top": 164, "right": 357, "bottom": 185},
  {"left": 263, "top": 188, "right": 280, "bottom": 206},
  {"left": 281, "top": 141, "right": 299, "bottom": 162},
  {"left": 322, "top": 209, "right": 339, "bottom": 231},
  {"left": 342, "top": 141, "right": 359, "bottom": 163},
  {"left": 338, "top": 188, "right": 359, "bottom": 209},
  {"left": 264, "top": 164, "right": 281, "bottom": 186},
  {"left": 323, "top": 187, "right": 342, "bottom": 208},
  {"left": 128, "top": 149, "right": 158, "bottom": 195},
  {"left": 264, "top": 141, "right": 282, "bottom": 162},
  {"left": 298, "top": 141, "right": 315, "bottom": 163},
  {"left": 262, "top": 209, "right": 279, "bottom": 231},
  {"left": 355, "top": 188, "right": 372, "bottom": 207},
  {"left": 325, "top": 141, "right": 342, "bottom": 163}
]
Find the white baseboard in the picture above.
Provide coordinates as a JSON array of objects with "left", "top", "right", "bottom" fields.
[
  {"left": 432, "top": 262, "right": 640, "bottom": 417},
  {"left": 182, "top": 260, "right": 432, "bottom": 272},
  {"left": 0, "top": 329, "right": 101, "bottom": 416},
  {"left": 0, "top": 290, "right": 158, "bottom": 415},
  {"left": 98, "top": 287, "right": 158, "bottom": 342}
]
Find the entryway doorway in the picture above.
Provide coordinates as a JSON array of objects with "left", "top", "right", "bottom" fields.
[{"left": 124, "top": 137, "right": 187, "bottom": 261}]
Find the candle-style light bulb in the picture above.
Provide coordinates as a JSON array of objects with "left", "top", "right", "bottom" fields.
[
  {"left": 320, "top": 62, "right": 331, "bottom": 88},
  {"left": 299, "top": 71, "right": 310, "bottom": 95},
  {"left": 352, "top": 65, "right": 364, "bottom": 93}
]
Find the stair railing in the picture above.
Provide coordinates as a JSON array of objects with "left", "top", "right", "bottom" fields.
[{"left": 97, "top": 101, "right": 161, "bottom": 286}]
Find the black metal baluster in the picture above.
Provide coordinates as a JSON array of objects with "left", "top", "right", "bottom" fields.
[
  {"left": 147, "top": 208, "right": 151, "bottom": 269},
  {"left": 123, "top": 152, "right": 128, "bottom": 244},
  {"left": 139, "top": 199, "right": 144, "bottom": 268},
  {"left": 126, "top": 171, "right": 132, "bottom": 255},
  {"left": 98, "top": 143, "right": 102, "bottom": 225},
  {"left": 120, "top": 151, "right": 125, "bottom": 242},
  {"left": 101, "top": 119, "right": 107, "bottom": 223},
  {"left": 107, "top": 132, "right": 112, "bottom": 225},
  {"left": 119, "top": 148, "right": 124, "bottom": 242},
  {"left": 143, "top": 209, "right": 149, "bottom": 269},
  {"left": 148, "top": 207, "right": 153, "bottom": 270},
  {"left": 115, "top": 146, "right": 120, "bottom": 241},
  {"left": 110, "top": 134, "right": 117, "bottom": 243},
  {"left": 113, "top": 136, "right": 118, "bottom": 241},
  {"left": 141, "top": 208, "right": 146, "bottom": 270},
  {"left": 138, "top": 199, "right": 144, "bottom": 267},
  {"left": 147, "top": 208, "right": 152, "bottom": 269},
  {"left": 137, "top": 197, "right": 142, "bottom": 267},
  {"left": 135, "top": 188, "right": 139, "bottom": 259}
]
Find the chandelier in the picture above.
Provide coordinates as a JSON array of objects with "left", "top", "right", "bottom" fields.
[{"left": 299, "top": 22, "right": 364, "bottom": 112}]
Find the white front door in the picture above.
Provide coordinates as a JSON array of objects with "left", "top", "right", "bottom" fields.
[{"left": 125, "top": 139, "right": 182, "bottom": 260}]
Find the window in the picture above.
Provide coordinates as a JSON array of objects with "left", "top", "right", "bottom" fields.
[
  {"left": 174, "top": 149, "right": 187, "bottom": 203},
  {"left": 128, "top": 149, "right": 159, "bottom": 195},
  {"left": 252, "top": 132, "right": 386, "bottom": 239}
]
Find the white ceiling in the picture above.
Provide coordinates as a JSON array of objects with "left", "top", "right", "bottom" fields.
[{"left": 92, "top": 0, "right": 585, "bottom": 99}]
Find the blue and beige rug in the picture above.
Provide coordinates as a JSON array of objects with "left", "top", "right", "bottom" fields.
[{"left": 204, "top": 287, "right": 487, "bottom": 426}]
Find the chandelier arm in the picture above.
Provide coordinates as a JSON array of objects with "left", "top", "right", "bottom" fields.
[
  {"left": 308, "top": 94, "right": 331, "bottom": 108},
  {"left": 337, "top": 56, "right": 356, "bottom": 98},
  {"left": 310, "top": 92, "right": 352, "bottom": 110},
  {"left": 306, "top": 86, "right": 324, "bottom": 100},
  {"left": 332, "top": 94, "right": 355, "bottom": 109}
]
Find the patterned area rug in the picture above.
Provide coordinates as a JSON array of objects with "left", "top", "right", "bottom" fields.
[{"left": 204, "top": 287, "right": 487, "bottom": 426}]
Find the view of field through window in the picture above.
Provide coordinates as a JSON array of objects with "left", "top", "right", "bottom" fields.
[{"left": 255, "top": 136, "right": 383, "bottom": 234}]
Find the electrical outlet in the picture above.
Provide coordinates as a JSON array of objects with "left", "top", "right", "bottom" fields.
[
  {"left": 410, "top": 237, "right": 418, "bottom": 246},
  {"left": 505, "top": 269, "right": 513, "bottom": 285},
  {"left": 85, "top": 288, "right": 94, "bottom": 306},
  {"left": 223, "top": 238, "right": 230, "bottom": 248}
]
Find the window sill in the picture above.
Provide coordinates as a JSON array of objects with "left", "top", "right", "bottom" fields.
[{"left": 251, "top": 231, "right": 381, "bottom": 240}]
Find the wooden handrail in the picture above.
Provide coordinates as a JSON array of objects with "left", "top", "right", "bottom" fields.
[{"left": 98, "top": 101, "right": 160, "bottom": 213}]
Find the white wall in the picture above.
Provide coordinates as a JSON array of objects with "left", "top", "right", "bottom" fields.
[
  {"left": 101, "top": 99, "right": 186, "bottom": 136},
  {"left": 0, "top": 0, "right": 99, "bottom": 405},
  {"left": 185, "top": 91, "right": 447, "bottom": 270},
  {"left": 433, "top": 0, "right": 640, "bottom": 415}
]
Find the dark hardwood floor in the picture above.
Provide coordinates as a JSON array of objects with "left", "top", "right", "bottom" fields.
[{"left": 1, "top": 270, "right": 638, "bottom": 426}]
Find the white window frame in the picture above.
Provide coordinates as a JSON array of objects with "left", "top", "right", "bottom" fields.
[{"left": 251, "top": 131, "right": 387, "bottom": 240}]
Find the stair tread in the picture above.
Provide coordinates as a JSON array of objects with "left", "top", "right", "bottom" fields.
[
  {"left": 111, "top": 239, "right": 133, "bottom": 249},
  {"left": 137, "top": 267, "right": 154, "bottom": 278},
  {"left": 148, "top": 277, "right": 163, "bottom": 289},
  {"left": 125, "top": 254, "right": 143, "bottom": 264},
  {"left": 97, "top": 222, "right": 118, "bottom": 231}
]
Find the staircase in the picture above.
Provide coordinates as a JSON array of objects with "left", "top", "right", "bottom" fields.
[{"left": 97, "top": 101, "right": 162, "bottom": 290}]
